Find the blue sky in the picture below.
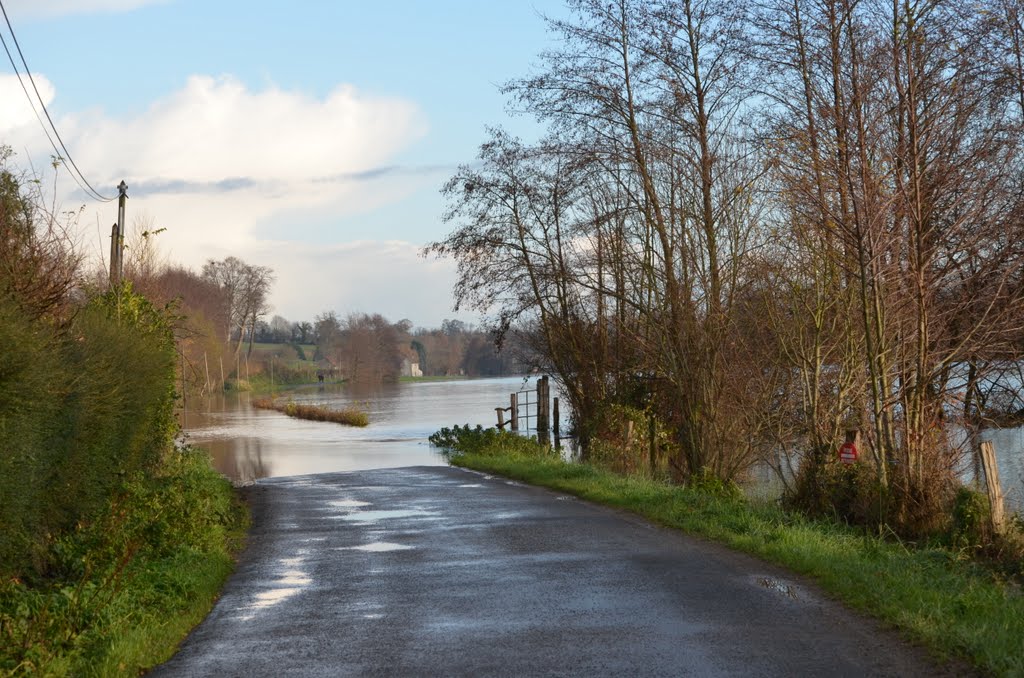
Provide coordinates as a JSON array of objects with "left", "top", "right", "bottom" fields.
[{"left": 0, "top": 0, "right": 565, "bottom": 326}]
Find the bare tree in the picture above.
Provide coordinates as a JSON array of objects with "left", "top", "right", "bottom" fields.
[{"left": 202, "top": 257, "right": 275, "bottom": 355}]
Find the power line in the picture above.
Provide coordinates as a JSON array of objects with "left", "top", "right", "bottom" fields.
[{"left": 0, "top": 0, "right": 114, "bottom": 202}]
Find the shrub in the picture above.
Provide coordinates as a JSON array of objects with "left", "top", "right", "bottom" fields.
[
  {"left": 951, "top": 487, "right": 993, "bottom": 552},
  {"left": 429, "top": 424, "right": 552, "bottom": 459},
  {"left": 0, "top": 284, "right": 178, "bottom": 580}
]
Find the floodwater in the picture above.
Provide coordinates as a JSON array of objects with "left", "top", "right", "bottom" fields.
[
  {"left": 185, "top": 375, "right": 1024, "bottom": 514},
  {"left": 183, "top": 376, "right": 542, "bottom": 484}
]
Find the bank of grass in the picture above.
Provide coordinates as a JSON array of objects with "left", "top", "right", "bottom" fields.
[
  {"left": 399, "top": 375, "right": 470, "bottom": 383},
  {"left": 252, "top": 397, "right": 369, "bottom": 427},
  {"left": 0, "top": 448, "right": 248, "bottom": 676},
  {"left": 431, "top": 426, "right": 1024, "bottom": 677}
]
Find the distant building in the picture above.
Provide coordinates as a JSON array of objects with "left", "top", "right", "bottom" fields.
[{"left": 400, "top": 358, "right": 423, "bottom": 378}]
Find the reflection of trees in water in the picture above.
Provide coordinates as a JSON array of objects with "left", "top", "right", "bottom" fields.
[
  {"left": 232, "top": 438, "right": 270, "bottom": 483},
  {"left": 207, "top": 437, "right": 270, "bottom": 484}
]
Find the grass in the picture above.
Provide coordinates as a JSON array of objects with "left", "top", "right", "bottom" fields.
[
  {"left": 0, "top": 449, "right": 249, "bottom": 676},
  {"left": 252, "top": 397, "right": 369, "bottom": 427},
  {"left": 399, "top": 375, "right": 472, "bottom": 383},
  {"left": 435, "top": 430, "right": 1024, "bottom": 677}
]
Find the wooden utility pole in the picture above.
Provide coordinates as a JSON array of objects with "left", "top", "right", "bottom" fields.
[
  {"left": 116, "top": 181, "right": 127, "bottom": 280},
  {"left": 109, "top": 181, "right": 128, "bottom": 286},
  {"left": 108, "top": 223, "right": 119, "bottom": 286}
]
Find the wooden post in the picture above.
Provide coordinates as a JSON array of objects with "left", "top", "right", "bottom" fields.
[
  {"left": 108, "top": 223, "right": 120, "bottom": 286},
  {"left": 553, "top": 397, "right": 561, "bottom": 450},
  {"left": 979, "top": 441, "right": 1006, "bottom": 534},
  {"left": 495, "top": 407, "right": 506, "bottom": 430},
  {"left": 537, "top": 376, "right": 549, "bottom": 433},
  {"left": 649, "top": 412, "right": 656, "bottom": 475},
  {"left": 537, "top": 376, "right": 550, "bottom": 446},
  {"left": 510, "top": 393, "right": 519, "bottom": 431},
  {"left": 203, "top": 352, "right": 211, "bottom": 394}
]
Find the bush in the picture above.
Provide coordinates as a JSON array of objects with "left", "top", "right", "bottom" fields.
[
  {"left": 951, "top": 487, "right": 993, "bottom": 552},
  {"left": 0, "top": 449, "right": 245, "bottom": 675},
  {"left": 429, "top": 424, "right": 552, "bottom": 459},
  {"left": 0, "top": 284, "right": 178, "bottom": 580},
  {"left": 583, "top": 403, "right": 675, "bottom": 477}
]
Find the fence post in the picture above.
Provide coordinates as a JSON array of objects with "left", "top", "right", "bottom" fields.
[
  {"left": 495, "top": 407, "right": 506, "bottom": 430},
  {"left": 553, "top": 397, "right": 560, "bottom": 450},
  {"left": 979, "top": 441, "right": 1006, "bottom": 534},
  {"left": 537, "top": 376, "right": 550, "bottom": 446},
  {"left": 510, "top": 393, "right": 519, "bottom": 432}
]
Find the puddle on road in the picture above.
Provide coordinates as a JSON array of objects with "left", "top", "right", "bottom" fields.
[
  {"left": 336, "top": 509, "right": 438, "bottom": 523},
  {"left": 327, "top": 499, "right": 372, "bottom": 508},
  {"left": 339, "top": 542, "right": 414, "bottom": 552},
  {"left": 757, "top": 576, "right": 799, "bottom": 600},
  {"left": 235, "top": 555, "right": 313, "bottom": 621}
]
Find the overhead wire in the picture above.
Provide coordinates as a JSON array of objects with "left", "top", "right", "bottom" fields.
[{"left": 0, "top": 0, "right": 115, "bottom": 202}]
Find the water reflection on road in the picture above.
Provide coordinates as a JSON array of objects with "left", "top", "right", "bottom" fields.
[{"left": 184, "top": 376, "right": 538, "bottom": 483}]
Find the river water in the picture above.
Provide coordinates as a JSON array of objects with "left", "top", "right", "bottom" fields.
[
  {"left": 185, "top": 376, "right": 1024, "bottom": 514},
  {"left": 183, "top": 376, "right": 541, "bottom": 483}
]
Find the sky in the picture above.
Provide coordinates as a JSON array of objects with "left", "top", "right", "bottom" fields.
[{"left": 0, "top": 0, "right": 565, "bottom": 328}]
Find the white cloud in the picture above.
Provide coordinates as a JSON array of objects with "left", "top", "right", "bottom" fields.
[
  {"left": 71, "top": 74, "right": 426, "bottom": 188},
  {"left": 0, "top": 73, "right": 56, "bottom": 134},
  {"left": 5, "top": 74, "right": 470, "bottom": 326},
  {"left": 258, "top": 240, "right": 471, "bottom": 327},
  {"left": 2, "top": 0, "right": 168, "bottom": 20}
]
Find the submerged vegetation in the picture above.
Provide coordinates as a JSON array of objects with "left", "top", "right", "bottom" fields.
[
  {"left": 252, "top": 397, "right": 369, "bottom": 427},
  {"left": 432, "top": 427, "right": 1024, "bottom": 676}
]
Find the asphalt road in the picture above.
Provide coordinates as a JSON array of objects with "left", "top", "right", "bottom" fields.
[{"left": 151, "top": 466, "right": 954, "bottom": 677}]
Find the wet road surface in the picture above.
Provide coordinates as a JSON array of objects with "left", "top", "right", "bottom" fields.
[{"left": 152, "top": 466, "right": 953, "bottom": 677}]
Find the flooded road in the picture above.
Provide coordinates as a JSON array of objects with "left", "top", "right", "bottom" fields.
[
  {"left": 152, "top": 467, "right": 952, "bottom": 678},
  {"left": 184, "top": 376, "right": 541, "bottom": 483}
]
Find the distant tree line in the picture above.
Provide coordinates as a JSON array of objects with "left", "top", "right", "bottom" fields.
[{"left": 252, "top": 312, "right": 525, "bottom": 384}]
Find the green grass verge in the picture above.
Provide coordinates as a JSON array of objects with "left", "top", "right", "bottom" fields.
[
  {"left": 447, "top": 448, "right": 1024, "bottom": 676},
  {"left": 0, "top": 449, "right": 249, "bottom": 676},
  {"left": 399, "top": 375, "right": 471, "bottom": 383}
]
